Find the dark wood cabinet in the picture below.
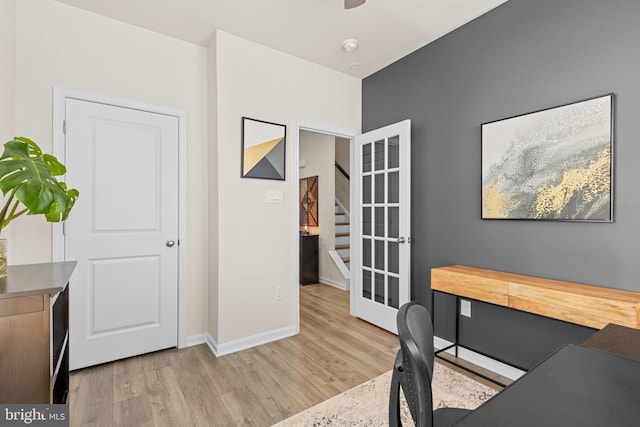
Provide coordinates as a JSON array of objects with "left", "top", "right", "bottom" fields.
[
  {"left": 300, "top": 234, "right": 319, "bottom": 285},
  {"left": 0, "top": 261, "right": 76, "bottom": 404}
]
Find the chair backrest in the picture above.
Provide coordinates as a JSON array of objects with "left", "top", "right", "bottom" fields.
[{"left": 397, "top": 301, "right": 436, "bottom": 427}]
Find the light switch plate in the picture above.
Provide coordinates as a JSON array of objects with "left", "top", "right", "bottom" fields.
[{"left": 266, "top": 189, "right": 284, "bottom": 203}]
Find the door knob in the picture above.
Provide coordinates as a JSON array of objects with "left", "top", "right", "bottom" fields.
[
  {"left": 166, "top": 240, "right": 175, "bottom": 247},
  {"left": 397, "top": 237, "right": 406, "bottom": 244}
]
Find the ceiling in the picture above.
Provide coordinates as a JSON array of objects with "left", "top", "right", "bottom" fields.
[{"left": 54, "top": 0, "right": 508, "bottom": 78}]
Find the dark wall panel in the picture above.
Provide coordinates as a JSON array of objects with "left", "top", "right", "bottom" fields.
[
  {"left": 456, "top": 297, "right": 595, "bottom": 370},
  {"left": 363, "top": 0, "right": 640, "bottom": 366}
]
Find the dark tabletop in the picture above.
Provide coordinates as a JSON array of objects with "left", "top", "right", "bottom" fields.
[{"left": 453, "top": 344, "right": 640, "bottom": 427}]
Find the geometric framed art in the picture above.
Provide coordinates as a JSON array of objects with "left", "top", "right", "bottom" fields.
[
  {"left": 241, "top": 117, "right": 286, "bottom": 180},
  {"left": 481, "top": 93, "right": 613, "bottom": 221},
  {"left": 300, "top": 175, "right": 319, "bottom": 228}
]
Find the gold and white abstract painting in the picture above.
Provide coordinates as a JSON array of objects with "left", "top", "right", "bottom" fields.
[{"left": 482, "top": 94, "right": 613, "bottom": 221}]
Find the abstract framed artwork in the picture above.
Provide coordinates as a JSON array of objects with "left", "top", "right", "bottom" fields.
[
  {"left": 241, "top": 117, "right": 286, "bottom": 180},
  {"left": 482, "top": 93, "right": 613, "bottom": 221}
]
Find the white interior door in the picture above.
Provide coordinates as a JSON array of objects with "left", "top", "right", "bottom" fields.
[
  {"left": 64, "top": 98, "right": 179, "bottom": 370},
  {"left": 351, "top": 120, "right": 411, "bottom": 333}
]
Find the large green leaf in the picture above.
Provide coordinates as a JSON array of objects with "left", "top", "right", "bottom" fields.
[{"left": 0, "top": 137, "right": 78, "bottom": 226}]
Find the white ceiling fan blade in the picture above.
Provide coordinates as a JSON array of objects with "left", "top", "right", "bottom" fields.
[{"left": 344, "top": 0, "right": 366, "bottom": 9}]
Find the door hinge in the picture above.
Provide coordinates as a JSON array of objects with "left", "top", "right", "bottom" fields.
[{"left": 63, "top": 120, "right": 67, "bottom": 134}]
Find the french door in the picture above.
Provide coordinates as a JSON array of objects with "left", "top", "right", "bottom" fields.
[{"left": 351, "top": 120, "right": 411, "bottom": 333}]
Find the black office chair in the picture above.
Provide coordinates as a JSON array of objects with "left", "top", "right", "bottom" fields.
[{"left": 389, "top": 302, "right": 472, "bottom": 427}]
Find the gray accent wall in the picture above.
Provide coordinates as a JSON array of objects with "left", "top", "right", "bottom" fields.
[{"left": 362, "top": 0, "right": 640, "bottom": 366}]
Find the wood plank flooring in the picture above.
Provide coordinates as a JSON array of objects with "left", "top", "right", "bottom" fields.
[
  {"left": 69, "top": 284, "right": 505, "bottom": 426},
  {"left": 69, "top": 284, "right": 400, "bottom": 427}
]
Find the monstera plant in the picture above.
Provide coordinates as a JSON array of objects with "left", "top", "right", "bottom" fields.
[{"left": 0, "top": 137, "right": 79, "bottom": 276}]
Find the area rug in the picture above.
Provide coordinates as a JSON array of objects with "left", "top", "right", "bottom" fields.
[{"left": 272, "top": 362, "right": 497, "bottom": 426}]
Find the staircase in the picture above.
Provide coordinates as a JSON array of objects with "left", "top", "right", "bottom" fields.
[{"left": 334, "top": 202, "right": 350, "bottom": 269}]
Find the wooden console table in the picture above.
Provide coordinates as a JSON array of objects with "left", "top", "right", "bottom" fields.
[
  {"left": 431, "top": 265, "right": 640, "bottom": 384},
  {"left": 0, "top": 261, "right": 77, "bottom": 403},
  {"left": 432, "top": 265, "right": 640, "bottom": 329}
]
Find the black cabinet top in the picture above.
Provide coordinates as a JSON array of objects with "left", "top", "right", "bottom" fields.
[{"left": 0, "top": 261, "right": 77, "bottom": 299}]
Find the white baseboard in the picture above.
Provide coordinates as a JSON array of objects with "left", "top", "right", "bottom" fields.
[
  {"left": 327, "top": 251, "right": 351, "bottom": 282},
  {"left": 334, "top": 198, "right": 350, "bottom": 220},
  {"left": 205, "top": 326, "right": 297, "bottom": 357},
  {"left": 205, "top": 334, "right": 218, "bottom": 355},
  {"left": 184, "top": 333, "right": 207, "bottom": 348},
  {"left": 434, "top": 336, "right": 525, "bottom": 381},
  {"left": 319, "top": 276, "right": 349, "bottom": 291}
]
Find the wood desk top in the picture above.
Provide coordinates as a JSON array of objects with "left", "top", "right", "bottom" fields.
[{"left": 431, "top": 265, "right": 640, "bottom": 329}]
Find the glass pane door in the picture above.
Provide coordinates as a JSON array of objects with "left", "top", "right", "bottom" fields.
[
  {"left": 361, "top": 137, "right": 401, "bottom": 309},
  {"left": 352, "top": 120, "right": 410, "bottom": 333}
]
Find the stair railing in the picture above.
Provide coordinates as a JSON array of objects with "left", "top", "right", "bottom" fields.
[{"left": 335, "top": 161, "right": 350, "bottom": 181}]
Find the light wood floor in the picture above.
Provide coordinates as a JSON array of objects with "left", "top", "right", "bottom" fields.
[
  {"left": 69, "top": 284, "right": 400, "bottom": 427},
  {"left": 69, "top": 284, "right": 506, "bottom": 426}
]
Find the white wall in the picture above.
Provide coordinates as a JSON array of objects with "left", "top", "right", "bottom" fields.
[
  {"left": 13, "top": 0, "right": 209, "bottom": 337},
  {"left": 299, "top": 131, "right": 344, "bottom": 287},
  {"left": 0, "top": 0, "right": 16, "bottom": 142},
  {"left": 212, "top": 31, "right": 361, "bottom": 345},
  {"left": 5, "top": 1, "right": 362, "bottom": 350}
]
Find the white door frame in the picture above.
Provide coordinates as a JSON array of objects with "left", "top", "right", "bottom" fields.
[
  {"left": 292, "top": 121, "right": 357, "bottom": 333},
  {"left": 51, "top": 87, "right": 188, "bottom": 349}
]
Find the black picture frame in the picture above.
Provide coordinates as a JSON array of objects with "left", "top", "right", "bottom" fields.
[
  {"left": 241, "top": 117, "right": 286, "bottom": 180},
  {"left": 481, "top": 93, "right": 613, "bottom": 221}
]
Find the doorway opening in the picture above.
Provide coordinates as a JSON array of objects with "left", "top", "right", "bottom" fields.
[{"left": 293, "top": 125, "right": 355, "bottom": 332}]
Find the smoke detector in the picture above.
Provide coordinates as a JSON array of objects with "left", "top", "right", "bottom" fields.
[
  {"left": 345, "top": 0, "right": 366, "bottom": 9},
  {"left": 342, "top": 39, "right": 359, "bottom": 52}
]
